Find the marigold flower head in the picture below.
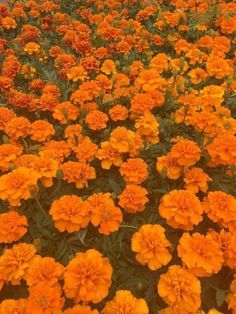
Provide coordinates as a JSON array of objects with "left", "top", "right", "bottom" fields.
[
  {"left": 202, "top": 191, "right": 236, "bottom": 230},
  {"left": 207, "top": 135, "right": 236, "bottom": 166},
  {"left": 0, "top": 144, "right": 23, "bottom": 172},
  {"left": 96, "top": 141, "right": 123, "bottom": 169},
  {"left": 1, "top": 16, "right": 17, "bottom": 30},
  {"left": 49, "top": 195, "right": 90, "bottom": 233},
  {"left": 88, "top": 193, "right": 123, "bottom": 235},
  {"left": 63, "top": 249, "right": 113, "bottom": 303},
  {"left": 30, "top": 120, "right": 55, "bottom": 142},
  {"left": 61, "top": 161, "right": 96, "bottom": 189},
  {"left": 25, "top": 256, "right": 64, "bottom": 287},
  {"left": 157, "top": 265, "right": 201, "bottom": 312},
  {"left": 178, "top": 232, "right": 224, "bottom": 277},
  {"left": 206, "top": 55, "right": 231, "bottom": 79},
  {"left": 102, "top": 290, "right": 149, "bottom": 314},
  {"left": 67, "top": 65, "right": 88, "bottom": 82},
  {"left": 170, "top": 139, "right": 201, "bottom": 167},
  {"left": 32, "top": 156, "right": 58, "bottom": 187},
  {"left": 0, "top": 299, "right": 26, "bottom": 314},
  {"left": 73, "top": 141, "right": 97, "bottom": 163},
  {"left": 0, "top": 107, "right": 16, "bottom": 131},
  {"left": 0, "top": 243, "right": 37, "bottom": 285},
  {"left": 131, "top": 224, "right": 171, "bottom": 270},
  {"left": 53, "top": 102, "right": 80, "bottom": 124},
  {"left": 26, "top": 283, "right": 64, "bottom": 314},
  {"left": 85, "top": 110, "right": 108, "bottom": 131},
  {"left": 184, "top": 167, "right": 212, "bottom": 194},
  {"left": 0, "top": 167, "right": 39, "bottom": 206},
  {"left": 0, "top": 211, "right": 28, "bottom": 244},
  {"left": 5, "top": 117, "right": 31, "bottom": 140},
  {"left": 109, "top": 105, "right": 129, "bottom": 122},
  {"left": 119, "top": 158, "right": 148, "bottom": 184},
  {"left": 110, "top": 127, "right": 143, "bottom": 156},
  {"left": 24, "top": 42, "right": 40, "bottom": 55},
  {"left": 135, "top": 111, "right": 159, "bottom": 144},
  {"left": 159, "top": 190, "right": 203, "bottom": 230},
  {"left": 63, "top": 304, "right": 99, "bottom": 314},
  {"left": 40, "top": 140, "right": 71, "bottom": 163},
  {"left": 156, "top": 153, "right": 182, "bottom": 180},
  {"left": 101, "top": 59, "right": 116, "bottom": 75},
  {"left": 118, "top": 184, "right": 148, "bottom": 213}
]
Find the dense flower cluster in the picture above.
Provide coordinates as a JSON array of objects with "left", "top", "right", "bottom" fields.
[{"left": 0, "top": 0, "right": 235, "bottom": 313}]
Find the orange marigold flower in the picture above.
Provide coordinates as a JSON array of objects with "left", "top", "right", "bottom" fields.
[
  {"left": 206, "top": 55, "right": 231, "bottom": 79},
  {"left": 0, "top": 299, "right": 26, "bottom": 314},
  {"left": 109, "top": 105, "right": 129, "bottom": 122},
  {"left": 0, "top": 243, "right": 37, "bottom": 285},
  {"left": 135, "top": 111, "right": 159, "bottom": 144},
  {"left": 110, "top": 126, "right": 143, "bottom": 156},
  {"left": 26, "top": 283, "right": 64, "bottom": 314},
  {"left": 135, "top": 69, "right": 166, "bottom": 92},
  {"left": 85, "top": 110, "right": 108, "bottom": 131},
  {"left": 25, "top": 256, "right": 64, "bottom": 287},
  {"left": 1, "top": 16, "right": 17, "bottom": 30},
  {"left": 0, "top": 167, "right": 39, "bottom": 206},
  {"left": 119, "top": 158, "right": 148, "bottom": 184},
  {"left": 49, "top": 195, "right": 90, "bottom": 233},
  {"left": 73, "top": 141, "right": 98, "bottom": 163},
  {"left": 96, "top": 141, "right": 123, "bottom": 169},
  {"left": 63, "top": 249, "right": 112, "bottom": 303},
  {"left": 32, "top": 156, "right": 58, "bottom": 188},
  {"left": 30, "top": 120, "right": 55, "bottom": 142},
  {"left": 67, "top": 65, "right": 88, "bottom": 82},
  {"left": 202, "top": 191, "right": 236, "bottom": 230},
  {"left": 0, "top": 144, "right": 23, "bottom": 172},
  {"left": 118, "top": 184, "right": 148, "bottom": 213},
  {"left": 53, "top": 102, "right": 80, "bottom": 124},
  {"left": 61, "top": 161, "right": 96, "bottom": 189},
  {"left": 206, "top": 135, "right": 236, "bottom": 166},
  {"left": 102, "top": 290, "right": 149, "bottom": 314},
  {"left": 5, "top": 117, "right": 31, "bottom": 140},
  {"left": 63, "top": 304, "right": 99, "bottom": 314},
  {"left": 40, "top": 140, "right": 71, "bottom": 163},
  {"left": 131, "top": 224, "right": 172, "bottom": 270},
  {"left": 177, "top": 232, "right": 224, "bottom": 277},
  {"left": 159, "top": 190, "right": 203, "bottom": 230},
  {"left": 0, "top": 107, "right": 16, "bottom": 131},
  {"left": 88, "top": 193, "right": 123, "bottom": 235},
  {"left": 188, "top": 68, "right": 208, "bottom": 85},
  {"left": 157, "top": 265, "right": 201, "bottom": 312},
  {"left": 101, "top": 60, "right": 116, "bottom": 75},
  {"left": 156, "top": 154, "right": 182, "bottom": 180},
  {"left": 0, "top": 211, "right": 28, "bottom": 244},
  {"left": 184, "top": 167, "right": 212, "bottom": 194},
  {"left": 24, "top": 42, "right": 40, "bottom": 55},
  {"left": 170, "top": 139, "right": 201, "bottom": 167}
]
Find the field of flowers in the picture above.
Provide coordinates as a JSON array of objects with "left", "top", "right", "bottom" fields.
[{"left": 0, "top": 0, "right": 236, "bottom": 313}]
